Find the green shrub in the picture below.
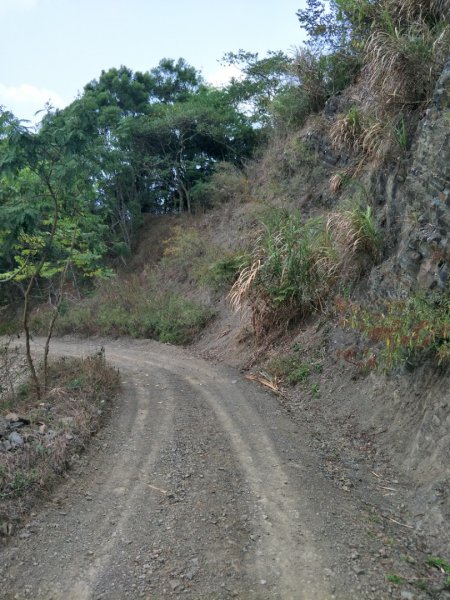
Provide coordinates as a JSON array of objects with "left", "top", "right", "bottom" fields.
[
  {"left": 255, "top": 211, "right": 323, "bottom": 307},
  {"left": 0, "top": 315, "right": 20, "bottom": 336},
  {"left": 97, "top": 305, "right": 131, "bottom": 336},
  {"left": 319, "top": 51, "right": 361, "bottom": 95},
  {"left": 189, "top": 163, "right": 251, "bottom": 208},
  {"left": 271, "top": 47, "right": 360, "bottom": 132},
  {"left": 161, "top": 226, "right": 207, "bottom": 282},
  {"left": 148, "top": 294, "right": 213, "bottom": 345},
  {"left": 54, "top": 306, "right": 97, "bottom": 335},
  {"left": 208, "top": 162, "right": 252, "bottom": 205},
  {"left": 161, "top": 224, "right": 239, "bottom": 290},
  {"left": 52, "top": 279, "right": 213, "bottom": 346},
  {"left": 6, "top": 469, "right": 38, "bottom": 498},
  {"left": 341, "top": 290, "right": 450, "bottom": 370},
  {"left": 266, "top": 354, "right": 312, "bottom": 385},
  {"left": 271, "top": 87, "right": 317, "bottom": 131},
  {"left": 202, "top": 252, "right": 251, "bottom": 291},
  {"left": 230, "top": 206, "right": 380, "bottom": 336},
  {"left": 291, "top": 49, "right": 360, "bottom": 114},
  {"left": 240, "top": 210, "right": 326, "bottom": 334}
]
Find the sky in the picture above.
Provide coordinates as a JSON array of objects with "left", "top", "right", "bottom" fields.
[{"left": 0, "top": 0, "right": 307, "bottom": 122}]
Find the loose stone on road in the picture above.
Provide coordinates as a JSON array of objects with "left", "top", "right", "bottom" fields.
[{"left": 0, "top": 338, "right": 391, "bottom": 599}]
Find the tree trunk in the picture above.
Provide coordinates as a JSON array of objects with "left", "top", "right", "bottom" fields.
[
  {"left": 21, "top": 176, "right": 60, "bottom": 400},
  {"left": 22, "top": 276, "right": 41, "bottom": 400},
  {"left": 43, "top": 237, "right": 75, "bottom": 389}
]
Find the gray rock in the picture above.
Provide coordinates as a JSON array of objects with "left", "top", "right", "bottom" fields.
[
  {"left": 368, "top": 56, "right": 450, "bottom": 298},
  {"left": 9, "top": 420, "right": 27, "bottom": 430},
  {"left": 184, "top": 559, "right": 199, "bottom": 581},
  {"left": 8, "top": 431, "right": 24, "bottom": 448},
  {"left": 400, "top": 591, "right": 415, "bottom": 600},
  {"left": 0, "top": 417, "right": 8, "bottom": 437}
]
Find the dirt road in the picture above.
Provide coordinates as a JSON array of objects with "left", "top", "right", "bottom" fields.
[{"left": 1, "top": 338, "right": 397, "bottom": 599}]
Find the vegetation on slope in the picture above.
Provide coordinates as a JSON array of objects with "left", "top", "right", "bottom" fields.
[
  {"left": 0, "top": 0, "right": 448, "bottom": 373},
  {"left": 228, "top": 205, "right": 381, "bottom": 337},
  {"left": 0, "top": 348, "right": 120, "bottom": 528}
]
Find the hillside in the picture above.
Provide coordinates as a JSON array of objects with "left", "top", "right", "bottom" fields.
[
  {"left": 1, "top": 1, "right": 450, "bottom": 597},
  {"left": 107, "top": 52, "right": 450, "bottom": 569},
  {"left": 194, "top": 57, "right": 450, "bottom": 555}
]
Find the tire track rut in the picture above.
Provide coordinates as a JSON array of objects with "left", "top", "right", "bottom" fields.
[{"left": 0, "top": 338, "right": 386, "bottom": 599}]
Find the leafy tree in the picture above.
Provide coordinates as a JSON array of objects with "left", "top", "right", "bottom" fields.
[
  {"left": 296, "top": 0, "right": 376, "bottom": 53},
  {"left": 148, "top": 58, "right": 203, "bottom": 104},
  {"left": 121, "top": 87, "right": 256, "bottom": 213},
  {"left": 51, "top": 59, "right": 254, "bottom": 227},
  {"left": 0, "top": 111, "right": 110, "bottom": 397},
  {"left": 83, "top": 65, "right": 154, "bottom": 119},
  {"left": 221, "top": 50, "right": 295, "bottom": 126}
]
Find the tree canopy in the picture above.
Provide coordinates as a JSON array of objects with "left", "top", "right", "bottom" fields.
[{"left": 0, "top": 56, "right": 259, "bottom": 316}]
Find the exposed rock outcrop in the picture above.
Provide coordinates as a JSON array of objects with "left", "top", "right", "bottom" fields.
[{"left": 371, "top": 57, "right": 450, "bottom": 296}]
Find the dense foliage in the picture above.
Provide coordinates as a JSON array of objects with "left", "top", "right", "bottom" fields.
[
  {"left": 1, "top": 59, "right": 258, "bottom": 269},
  {"left": 1, "top": 0, "right": 448, "bottom": 368}
]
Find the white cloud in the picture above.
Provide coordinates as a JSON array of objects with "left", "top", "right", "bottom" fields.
[
  {"left": 0, "top": 0, "right": 38, "bottom": 13},
  {"left": 206, "top": 65, "right": 244, "bottom": 88},
  {"left": 0, "top": 83, "right": 66, "bottom": 122}
]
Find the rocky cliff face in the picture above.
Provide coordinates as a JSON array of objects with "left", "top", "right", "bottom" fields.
[{"left": 371, "top": 57, "right": 450, "bottom": 296}]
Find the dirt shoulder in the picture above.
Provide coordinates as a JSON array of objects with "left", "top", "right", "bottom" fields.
[
  {"left": 0, "top": 337, "right": 448, "bottom": 599},
  {"left": 200, "top": 304, "right": 450, "bottom": 589}
]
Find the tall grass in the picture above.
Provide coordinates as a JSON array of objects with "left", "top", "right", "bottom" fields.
[
  {"left": 33, "top": 273, "right": 214, "bottom": 346},
  {"left": 326, "top": 0, "right": 449, "bottom": 166},
  {"left": 229, "top": 212, "right": 324, "bottom": 322},
  {"left": 364, "top": 22, "right": 449, "bottom": 110},
  {"left": 339, "top": 290, "right": 450, "bottom": 370},
  {"left": 229, "top": 205, "right": 380, "bottom": 336}
]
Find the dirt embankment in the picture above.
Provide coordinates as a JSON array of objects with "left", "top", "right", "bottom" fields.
[{"left": 195, "top": 307, "right": 450, "bottom": 556}]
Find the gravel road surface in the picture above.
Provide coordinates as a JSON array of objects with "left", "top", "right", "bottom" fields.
[{"left": 0, "top": 338, "right": 398, "bottom": 599}]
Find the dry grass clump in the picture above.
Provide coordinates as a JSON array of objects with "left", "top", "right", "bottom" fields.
[
  {"left": 330, "top": 107, "right": 405, "bottom": 165},
  {"left": 362, "top": 0, "right": 449, "bottom": 113},
  {"left": 0, "top": 353, "right": 120, "bottom": 529},
  {"left": 327, "top": 0, "right": 449, "bottom": 168},
  {"left": 360, "top": 120, "right": 394, "bottom": 161},
  {"left": 229, "top": 206, "right": 381, "bottom": 337},
  {"left": 324, "top": 205, "right": 382, "bottom": 278},
  {"left": 384, "top": 0, "right": 449, "bottom": 26},
  {"left": 363, "top": 23, "right": 449, "bottom": 110},
  {"left": 330, "top": 106, "right": 364, "bottom": 152},
  {"left": 247, "top": 126, "right": 329, "bottom": 208},
  {"left": 0, "top": 339, "right": 27, "bottom": 401}
]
